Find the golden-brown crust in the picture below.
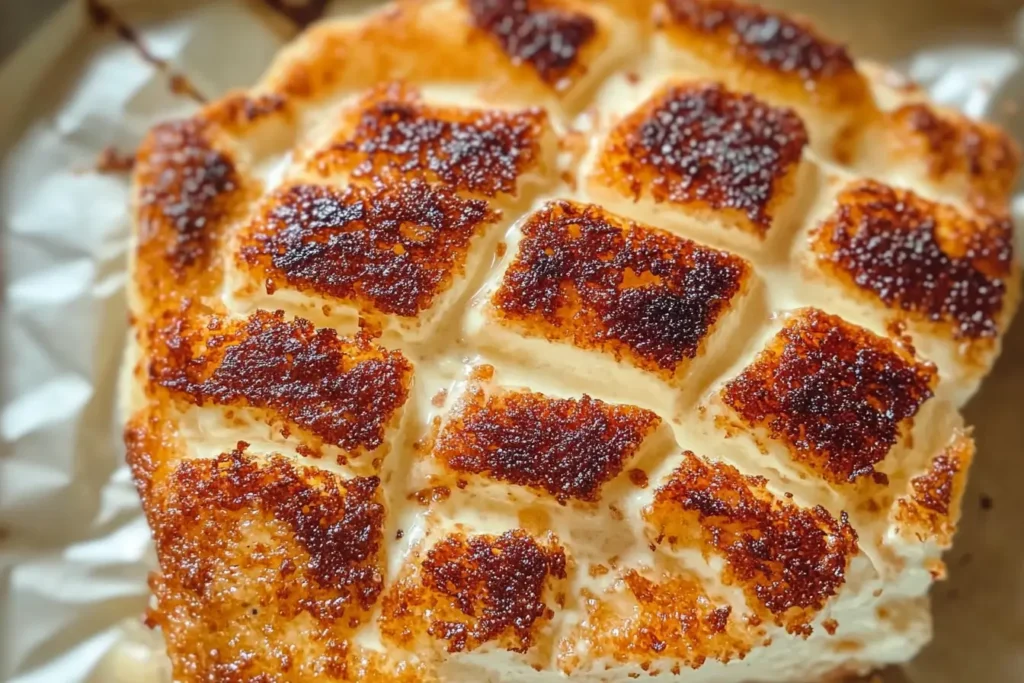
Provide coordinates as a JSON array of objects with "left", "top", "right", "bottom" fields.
[
  {"left": 259, "top": 1, "right": 615, "bottom": 106},
  {"left": 894, "top": 429, "right": 974, "bottom": 548},
  {"left": 491, "top": 200, "right": 751, "bottom": 377},
  {"left": 592, "top": 82, "right": 807, "bottom": 236},
  {"left": 149, "top": 310, "right": 413, "bottom": 457},
  {"left": 237, "top": 180, "right": 500, "bottom": 318},
  {"left": 143, "top": 445, "right": 385, "bottom": 682},
  {"left": 381, "top": 529, "right": 567, "bottom": 655},
  {"left": 201, "top": 92, "right": 293, "bottom": 134},
  {"left": 462, "top": 0, "right": 599, "bottom": 90},
  {"left": 654, "top": 0, "right": 871, "bottom": 111},
  {"left": 810, "top": 180, "right": 1016, "bottom": 343},
  {"left": 646, "top": 451, "right": 859, "bottom": 635},
  {"left": 561, "top": 570, "right": 753, "bottom": 672},
  {"left": 721, "top": 309, "right": 936, "bottom": 485},
  {"left": 132, "top": 118, "right": 253, "bottom": 310},
  {"left": 309, "top": 83, "right": 550, "bottom": 197},
  {"left": 887, "top": 103, "right": 1021, "bottom": 205},
  {"left": 433, "top": 382, "right": 661, "bottom": 502}
]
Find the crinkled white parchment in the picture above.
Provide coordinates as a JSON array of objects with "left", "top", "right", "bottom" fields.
[{"left": 1, "top": 2, "right": 1022, "bottom": 681}]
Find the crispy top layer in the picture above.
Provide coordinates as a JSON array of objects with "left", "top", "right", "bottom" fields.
[
  {"left": 647, "top": 451, "right": 858, "bottom": 634},
  {"left": 465, "top": 0, "right": 598, "bottom": 90},
  {"left": 722, "top": 309, "right": 936, "bottom": 484},
  {"left": 565, "top": 570, "right": 750, "bottom": 671},
  {"left": 143, "top": 447, "right": 384, "bottom": 681},
  {"left": 895, "top": 430, "right": 974, "bottom": 548},
  {"left": 433, "top": 383, "right": 661, "bottom": 502},
  {"left": 151, "top": 310, "right": 412, "bottom": 454},
  {"left": 381, "top": 530, "right": 567, "bottom": 654},
  {"left": 134, "top": 119, "right": 246, "bottom": 307},
  {"left": 492, "top": 201, "right": 750, "bottom": 376},
  {"left": 239, "top": 180, "right": 499, "bottom": 318},
  {"left": 889, "top": 103, "right": 1021, "bottom": 204},
  {"left": 311, "top": 84, "right": 549, "bottom": 197},
  {"left": 594, "top": 82, "right": 807, "bottom": 234},
  {"left": 659, "top": 0, "right": 858, "bottom": 91},
  {"left": 811, "top": 180, "right": 1015, "bottom": 341}
]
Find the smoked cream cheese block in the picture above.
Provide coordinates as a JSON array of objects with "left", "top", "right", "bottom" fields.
[{"left": 122, "top": 1, "right": 1021, "bottom": 681}]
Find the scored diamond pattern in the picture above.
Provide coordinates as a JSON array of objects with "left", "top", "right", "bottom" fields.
[{"left": 125, "top": 1, "right": 1019, "bottom": 681}]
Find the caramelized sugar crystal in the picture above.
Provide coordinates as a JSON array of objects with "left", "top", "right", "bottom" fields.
[
  {"left": 151, "top": 310, "right": 413, "bottom": 454},
  {"left": 721, "top": 308, "right": 936, "bottom": 484},
  {"left": 811, "top": 180, "right": 1015, "bottom": 341},
  {"left": 381, "top": 529, "right": 567, "bottom": 654},
  {"left": 239, "top": 180, "right": 500, "bottom": 318},
  {"left": 648, "top": 451, "right": 859, "bottom": 634},
  {"left": 434, "top": 384, "right": 662, "bottom": 502},
  {"left": 595, "top": 82, "right": 807, "bottom": 235},
  {"left": 311, "top": 83, "right": 550, "bottom": 197},
  {"left": 492, "top": 200, "right": 750, "bottom": 376}
]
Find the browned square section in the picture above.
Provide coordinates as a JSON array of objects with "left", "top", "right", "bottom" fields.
[
  {"left": 646, "top": 451, "right": 859, "bottom": 635},
  {"left": 592, "top": 82, "right": 807, "bottom": 237},
  {"left": 721, "top": 308, "right": 936, "bottom": 485},
  {"left": 491, "top": 200, "right": 750, "bottom": 378}
]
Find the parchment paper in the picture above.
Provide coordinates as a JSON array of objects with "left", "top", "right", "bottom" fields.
[{"left": 1, "top": 1, "right": 1021, "bottom": 681}]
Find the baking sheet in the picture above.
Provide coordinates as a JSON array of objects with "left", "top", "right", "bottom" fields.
[{"left": 1, "top": 1, "right": 1022, "bottom": 681}]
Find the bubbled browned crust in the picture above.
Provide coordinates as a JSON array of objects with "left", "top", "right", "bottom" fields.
[
  {"left": 655, "top": 0, "right": 870, "bottom": 108},
  {"left": 491, "top": 200, "right": 750, "bottom": 377},
  {"left": 149, "top": 310, "right": 412, "bottom": 456},
  {"left": 464, "top": 0, "right": 599, "bottom": 90},
  {"left": 646, "top": 451, "right": 859, "bottom": 635},
  {"left": 888, "top": 103, "right": 1022, "bottom": 205},
  {"left": 722, "top": 309, "right": 936, "bottom": 485},
  {"left": 894, "top": 429, "right": 974, "bottom": 548},
  {"left": 133, "top": 118, "right": 250, "bottom": 308},
  {"left": 381, "top": 530, "right": 567, "bottom": 654},
  {"left": 593, "top": 82, "right": 807, "bottom": 236},
  {"left": 433, "top": 383, "right": 662, "bottom": 502},
  {"left": 811, "top": 180, "right": 1016, "bottom": 343},
  {"left": 238, "top": 180, "right": 500, "bottom": 318},
  {"left": 563, "top": 570, "right": 751, "bottom": 672},
  {"left": 141, "top": 445, "right": 385, "bottom": 682},
  {"left": 310, "top": 83, "right": 549, "bottom": 197}
]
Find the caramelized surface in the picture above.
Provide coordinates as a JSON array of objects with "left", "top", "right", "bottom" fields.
[
  {"left": 647, "top": 451, "right": 859, "bottom": 634},
  {"left": 311, "top": 84, "right": 549, "bottom": 197},
  {"left": 150, "top": 310, "right": 413, "bottom": 455},
  {"left": 888, "top": 103, "right": 1021, "bottom": 204},
  {"left": 124, "top": 0, "right": 1014, "bottom": 678},
  {"left": 464, "top": 0, "right": 598, "bottom": 89},
  {"left": 594, "top": 82, "right": 807, "bottom": 235},
  {"left": 721, "top": 309, "right": 936, "bottom": 485},
  {"left": 563, "top": 570, "right": 751, "bottom": 672},
  {"left": 660, "top": 0, "right": 856, "bottom": 88},
  {"left": 381, "top": 530, "right": 567, "bottom": 654},
  {"left": 434, "top": 383, "right": 661, "bottom": 502},
  {"left": 140, "top": 446, "right": 385, "bottom": 681},
  {"left": 238, "top": 181, "right": 499, "bottom": 318},
  {"left": 894, "top": 430, "right": 974, "bottom": 548},
  {"left": 811, "top": 180, "right": 1015, "bottom": 341},
  {"left": 491, "top": 201, "right": 750, "bottom": 376}
]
